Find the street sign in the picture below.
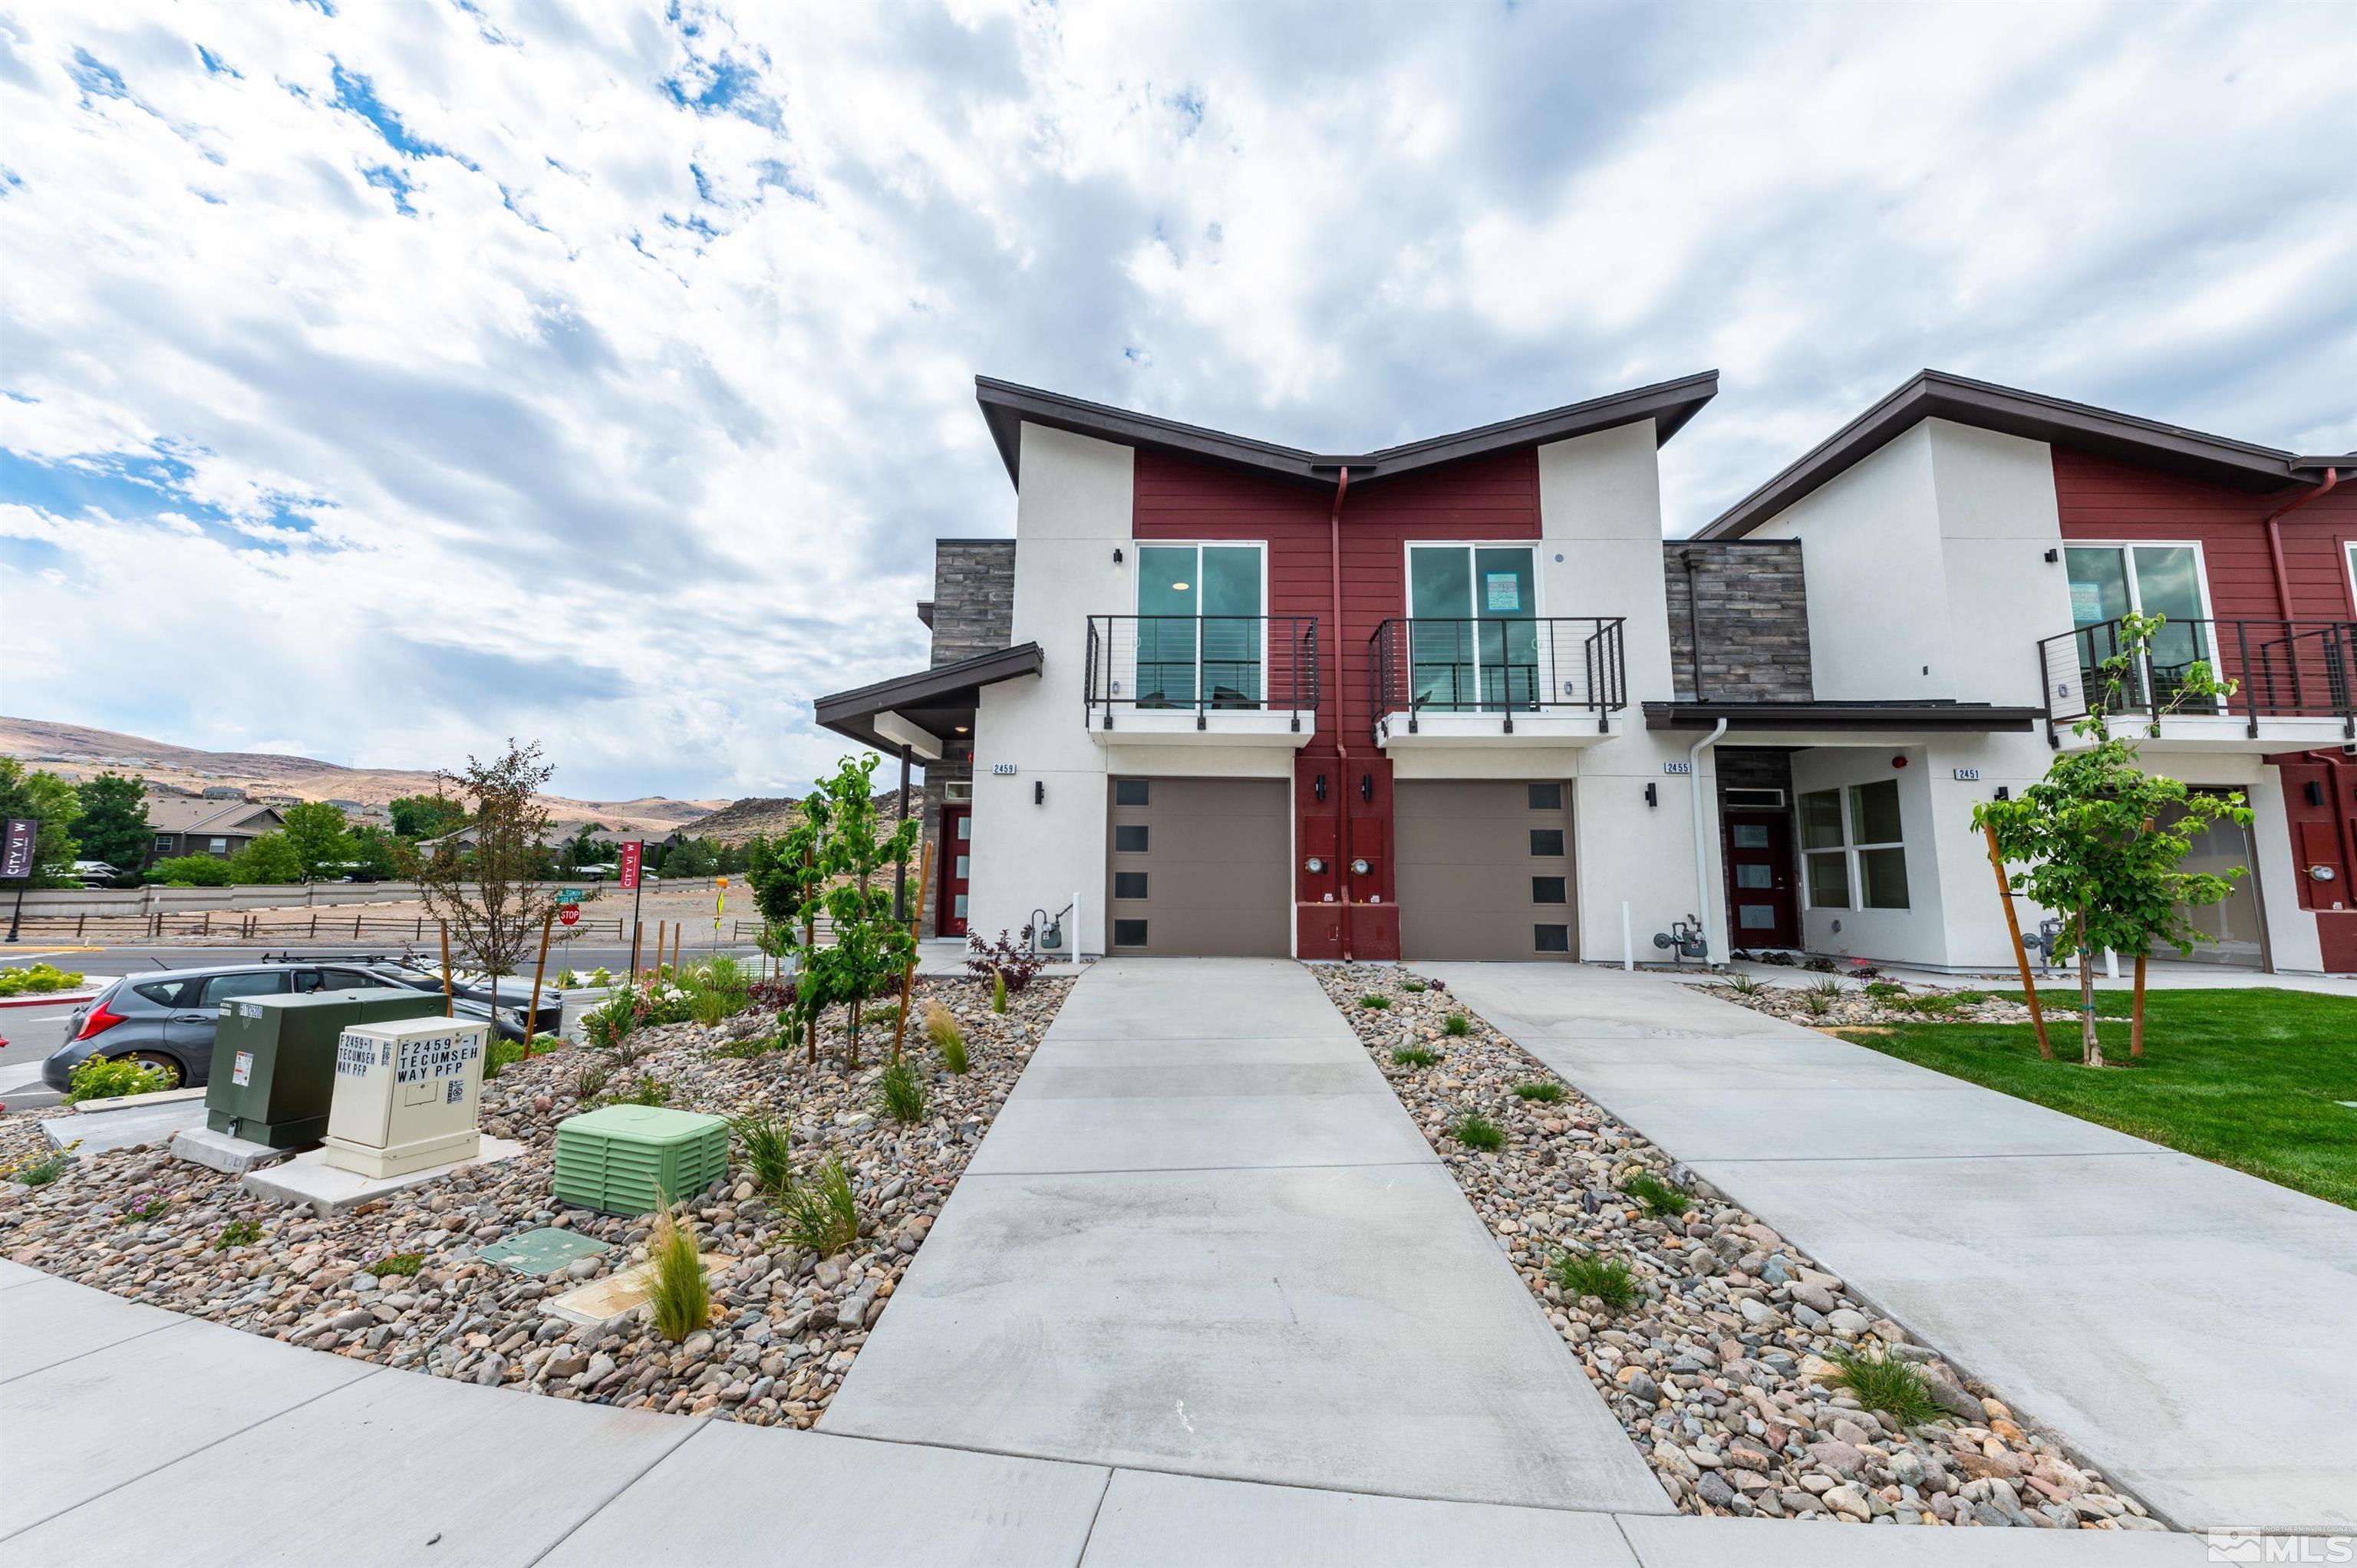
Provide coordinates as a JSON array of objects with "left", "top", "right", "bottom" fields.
[
  {"left": 558, "top": 887, "right": 582, "bottom": 906},
  {"left": 559, "top": 905, "right": 580, "bottom": 927},
  {"left": 618, "top": 842, "right": 641, "bottom": 891},
  {"left": 2, "top": 818, "right": 36, "bottom": 881},
  {"left": 717, "top": 875, "right": 728, "bottom": 888}
]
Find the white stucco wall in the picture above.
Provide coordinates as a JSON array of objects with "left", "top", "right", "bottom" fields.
[
  {"left": 1925, "top": 420, "right": 2075, "bottom": 707},
  {"left": 1788, "top": 746, "right": 1950, "bottom": 966},
  {"left": 968, "top": 423, "right": 1132, "bottom": 956},
  {"left": 1535, "top": 421, "right": 1725, "bottom": 961}
]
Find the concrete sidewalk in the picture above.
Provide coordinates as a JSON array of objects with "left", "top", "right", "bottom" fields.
[
  {"left": 820, "top": 957, "right": 1668, "bottom": 1514},
  {"left": 1420, "top": 962, "right": 2357, "bottom": 1537},
  {"left": 1, "top": 1229, "right": 2216, "bottom": 1564}
]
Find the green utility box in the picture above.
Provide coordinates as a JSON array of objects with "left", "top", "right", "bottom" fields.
[
  {"left": 552, "top": 1105, "right": 730, "bottom": 1215},
  {"left": 206, "top": 990, "right": 447, "bottom": 1149}
]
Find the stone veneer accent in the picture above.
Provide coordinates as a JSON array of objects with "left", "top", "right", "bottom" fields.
[
  {"left": 1663, "top": 541, "right": 1814, "bottom": 703},
  {"left": 917, "top": 539, "right": 1012, "bottom": 936}
]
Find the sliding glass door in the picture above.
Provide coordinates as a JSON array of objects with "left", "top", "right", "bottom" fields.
[
  {"left": 1407, "top": 545, "right": 1538, "bottom": 711},
  {"left": 1135, "top": 544, "right": 1264, "bottom": 708},
  {"left": 2065, "top": 544, "right": 2214, "bottom": 710}
]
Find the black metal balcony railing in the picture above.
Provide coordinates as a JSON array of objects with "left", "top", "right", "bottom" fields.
[
  {"left": 1085, "top": 615, "right": 1319, "bottom": 731},
  {"left": 1369, "top": 617, "right": 1627, "bottom": 737},
  {"left": 2038, "top": 617, "right": 2357, "bottom": 743}
]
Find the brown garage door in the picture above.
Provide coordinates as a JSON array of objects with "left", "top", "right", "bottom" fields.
[
  {"left": 1106, "top": 777, "right": 1290, "bottom": 957},
  {"left": 1396, "top": 780, "right": 1574, "bottom": 961}
]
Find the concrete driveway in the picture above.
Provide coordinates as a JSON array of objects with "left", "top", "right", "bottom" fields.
[
  {"left": 1421, "top": 961, "right": 2357, "bottom": 1537},
  {"left": 820, "top": 957, "right": 1670, "bottom": 1514}
]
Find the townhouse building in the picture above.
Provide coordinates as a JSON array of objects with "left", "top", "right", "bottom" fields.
[{"left": 818, "top": 371, "right": 2355, "bottom": 975}]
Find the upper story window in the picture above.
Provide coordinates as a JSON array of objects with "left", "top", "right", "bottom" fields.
[
  {"left": 1136, "top": 543, "right": 1264, "bottom": 707},
  {"left": 1407, "top": 544, "right": 1538, "bottom": 710},
  {"left": 2065, "top": 543, "right": 2215, "bottom": 710}
]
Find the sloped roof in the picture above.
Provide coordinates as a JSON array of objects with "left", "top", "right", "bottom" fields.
[
  {"left": 146, "top": 798, "right": 283, "bottom": 835},
  {"left": 1698, "top": 370, "right": 2344, "bottom": 540},
  {"left": 974, "top": 371, "right": 1719, "bottom": 489}
]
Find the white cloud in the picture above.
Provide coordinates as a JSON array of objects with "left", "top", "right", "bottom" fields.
[{"left": 2, "top": 0, "right": 2351, "bottom": 798}]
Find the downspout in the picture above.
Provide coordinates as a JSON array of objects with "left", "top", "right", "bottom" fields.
[
  {"left": 2263, "top": 468, "right": 2338, "bottom": 619},
  {"left": 1329, "top": 466, "right": 1353, "bottom": 960},
  {"left": 1688, "top": 716, "right": 1729, "bottom": 966}
]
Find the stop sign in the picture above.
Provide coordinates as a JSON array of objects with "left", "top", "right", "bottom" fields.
[{"left": 559, "top": 905, "right": 579, "bottom": 927}]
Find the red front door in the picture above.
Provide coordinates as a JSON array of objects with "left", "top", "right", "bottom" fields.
[
  {"left": 1723, "top": 809, "right": 1800, "bottom": 949},
  {"left": 939, "top": 805, "right": 971, "bottom": 937}
]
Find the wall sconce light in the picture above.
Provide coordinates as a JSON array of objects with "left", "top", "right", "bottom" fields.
[
  {"left": 1314, "top": 773, "right": 1327, "bottom": 802},
  {"left": 1033, "top": 780, "right": 1045, "bottom": 805},
  {"left": 1645, "top": 782, "right": 1658, "bottom": 807},
  {"left": 2305, "top": 780, "right": 2326, "bottom": 807},
  {"left": 1113, "top": 548, "right": 1124, "bottom": 564},
  {"left": 1359, "top": 774, "right": 1373, "bottom": 804},
  {"left": 1993, "top": 786, "right": 2010, "bottom": 801},
  {"left": 2044, "top": 548, "right": 2059, "bottom": 563}
]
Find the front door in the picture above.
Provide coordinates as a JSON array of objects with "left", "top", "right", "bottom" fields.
[
  {"left": 1724, "top": 810, "right": 1799, "bottom": 949},
  {"left": 939, "top": 805, "right": 971, "bottom": 937}
]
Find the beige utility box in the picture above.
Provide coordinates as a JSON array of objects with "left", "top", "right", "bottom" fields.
[{"left": 321, "top": 1016, "right": 489, "bottom": 1178}]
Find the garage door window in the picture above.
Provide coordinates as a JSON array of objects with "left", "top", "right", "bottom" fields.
[
  {"left": 1532, "top": 876, "right": 1566, "bottom": 904},
  {"left": 1530, "top": 827, "right": 1564, "bottom": 857},
  {"left": 1115, "top": 779, "right": 1149, "bottom": 805},
  {"left": 1799, "top": 781, "right": 1909, "bottom": 911},
  {"left": 1114, "top": 825, "right": 1149, "bottom": 852},
  {"left": 1534, "top": 924, "right": 1570, "bottom": 953},
  {"left": 1114, "top": 871, "right": 1148, "bottom": 899},
  {"left": 1113, "top": 919, "right": 1149, "bottom": 947}
]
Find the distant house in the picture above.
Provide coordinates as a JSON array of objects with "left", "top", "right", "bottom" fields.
[{"left": 146, "top": 799, "right": 285, "bottom": 864}]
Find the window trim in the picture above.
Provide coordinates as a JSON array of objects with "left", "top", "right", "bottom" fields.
[
  {"left": 1131, "top": 539, "right": 1270, "bottom": 708},
  {"left": 2062, "top": 539, "right": 2219, "bottom": 627},
  {"left": 1399, "top": 539, "right": 1546, "bottom": 620}
]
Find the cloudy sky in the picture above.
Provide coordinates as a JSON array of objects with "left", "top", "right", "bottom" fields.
[{"left": 3, "top": 2, "right": 2352, "bottom": 801}]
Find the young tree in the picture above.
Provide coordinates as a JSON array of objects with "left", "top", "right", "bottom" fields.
[
  {"left": 748, "top": 817, "right": 826, "bottom": 1052},
  {"left": 1976, "top": 613, "right": 2250, "bottom": 1066},
  {"left": 279, "top": 801, "right": 357, "bottom": 881},
  {"left": 799, "top": 756, "right": 918, "bottom": 1066},
  {"left": 73, "top": 772, "right": 150, "bottom": 875},
  {"left": 404, "top": 740, "right": 559, "bottom": 1039},
  {"left": 0, "top": 760, "right": 84, "bottom": 886},
  {"left": 388, "top": 792, "right": 468, "bottom": 840},
  {"left": 228, "top": 832, "right": 303, "bottom": 884}
]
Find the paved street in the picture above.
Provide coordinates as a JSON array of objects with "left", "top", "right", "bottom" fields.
[{"left": 1422, "top": 962, "right": 2357, "bottom": 1537}]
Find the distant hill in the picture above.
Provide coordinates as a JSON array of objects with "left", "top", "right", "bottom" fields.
[
  {"left": 681, "top": 789, "right": 914, "bottom": 845},
  {"left": 0, "top": 716, "right": 728, "bottom": 837}
]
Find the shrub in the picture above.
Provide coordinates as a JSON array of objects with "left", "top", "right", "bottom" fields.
[
  {"left": 1864, "top": 981, "right": 1907, "bottom": 1000},
  {"left": 568, "top": 1059, "right": 613, "bottom": 1103},
  {"left": 1450, "top": 1112, "right": 1505, "bottom": 1151},
  {"left": 1805, "top": 955, "right": 1838, "bottom": 973},
  {"left": 616, "top": 1076, "right": 671, "bottom": 1107},
  {"left": 1727, "top": 973, "right": 1764, "bottom": 996},
  {"left": 147, "top": 855, "right": 232, "bottom": 887},
  {"left": 64, "top": 1055, "right": 176, "bottom": 1104},
  {"left": 1358, "top": 994, "right": 1391, "bottom": 1010},
  {"left": 579, "top": 991, "right": 639, "bottom": 1052},
  {"left": 115, "top": 1190, "right": 172, "bottom": 1225},
  {"left": 730, "top": 1114, "right": 794, "bottom": 1197},
  {"left": 1548, "top": 1249, "right": 1641, "bottom": 1311},
  {"left": 5, "top": 1145, "right": 74, "bottom": 1185},
  {"left": 0, "top": 963, "right": 84, "bottom": 996},
  {"left": 1908, "top": 994, "right": 1959, "bottom": 1016},
  {"left": 1621, "top": 1171, "right": 1690, "bottom": 1217},
  {"left": 925, "top": 1002, "right": 968, "bottom": 1074},
  {"left": 555, "top": 968, "right": 579, "bottom": 988},
  {"left": 1826, "top": 1346, "right": 1940, "bottom": 1428},
  {"left": 966, "top": 928, "right": 1047, "bottom": 993},
  {"left": 1800, "top": 990, "right": 1833, "bottom": 1017},
  {"left": 607, "top": 1029, "right": 656, "bottom": 1070},
  {"left": 1514, "top": 1082, "right": 1564, "bottom": 1102},
  {"left": 367, "top": 1253, "right": 424, "bottom": 1277},
  {"left": 1400, "top": 979, "right": 1427, "bottom": 993},
  {"left": 714, "top": 1034, "right": 773, "bottom": 1059},
  {"left": 1392, "top": 1046, "right": 1439, "bottom": 1068},
  {"left": 1951, "top": 990, "right": 1989, "bottom": 1006},
  {"left": 782, "top": 1155, "right": 859, "bottom": 1257},
  {"left": 214, "top": 1218, "right": 262, "bottom": 1250},
  {"left": 480, "top": 1035, "right": 526, "bottom": 1082},
  {"left": 1442, "top": 1013, "right": 1470, "bottom": 1037},
  {"left": 589, "top": 966, "right": 614, "bottom": 987},
  {"left": 877, "top": 1056, "right": 928, "bottom": 1123},
  {"left": 646, "top": 1204, "right": 710, "bottom": 1343},
  {"left": 747, "top": 976, "right": 797, "bottom": 1013}
]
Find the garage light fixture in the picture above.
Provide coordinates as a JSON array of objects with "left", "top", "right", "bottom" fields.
[
  {"left": 1033, "top": 781, "right": 1045, "bottom": 805},
  {"left": 1314, "top": 774, "right": 1327, "bottom": 802},
  {"left": 1360, "top": 774, "right": 1373, "bottom": 803},
  {"left": 1644, "top": 782, "right": 1658, "bottom": 807}
]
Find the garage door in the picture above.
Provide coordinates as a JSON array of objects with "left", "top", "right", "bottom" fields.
[
  {"left": 1106, "top": 777, "right": 1290, "bottom": 957},
  {"left": 1396, "top": 781, "right": 1574, "bottom": 961}
]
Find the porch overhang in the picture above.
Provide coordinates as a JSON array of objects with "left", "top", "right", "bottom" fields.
[
  {"left": 1644, "top": 700, "right": 2042, "bottom": 735},
  {"left": 813, "top": 643, "right": 1043, "bottom": 756}
]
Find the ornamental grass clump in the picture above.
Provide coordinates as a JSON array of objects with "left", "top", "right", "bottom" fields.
[
  {"left": 1621, "top": 1171, "right": 1689, "bottom": 1217},
  {"left": 877, "top": 1056, "right": 928, "bottom": 1123},
  {"left": 1548, "top": 1249, "right": 1641, "bottom": 1312},
  {"left": 1400, "top": 979, "right": 1427, "bottom": 993},
  {"left": 1514, "top": 1081, "right": 1564, "bottom": 1102},
  {"left": 730, "top": 1113, "right": 794, "bottom": 1197},
  {"left": 569, "top": 1059, "right": 613, "bottom": 1104},
  {"left": 1358, "top": 993, "right": 1391, "bottom": 1010},
  {"left": 367, "top": 1253, "right": 424, "bottom": 1278},
  {"left": 925, "top": 1002, "right": 969, "bottom": 1074},
  {"left": 1827, "top": 1345, "right": 1940, "bottom": 1428},
  {"left": 1727, "top": 972, "right": 1764, "bottom": 996},
  {"left": 1450, "top": 1111, "right": 1505, "bottom": 1151},
  {"left": 646, "top": 1203, "right": 710, "bottom": 1343},
  {"left": 783, "top": 1155, "right": 859, "bottom": 1257},
  {"left": 1391, "top": 1045, "right": 1439, "bottom": 1068},
  {"left": 1442, "top": 1013, "right": 1471, "bottom": 1037}
]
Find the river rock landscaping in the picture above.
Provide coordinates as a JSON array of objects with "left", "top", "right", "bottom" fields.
[
  {"left": 0, "top": 973, "right": 1070, "bottom": 1432},
  {"left": 1314, "top": 963, "right": 2164, "bottom": 1532},
  {"left": 1706, "top": 977, "right": 2045, "bottom": 1029}
]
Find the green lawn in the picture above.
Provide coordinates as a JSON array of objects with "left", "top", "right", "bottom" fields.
[{"left": 1835, "top": 987, "right": 2357, "bottom": 1211}]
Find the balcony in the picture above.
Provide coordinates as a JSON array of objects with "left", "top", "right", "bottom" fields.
[
  {"left": 1083, "top": 614, "right": 1319, "bottom": 744},
  {"left": 1369, "top": 617, "right": 1627, "bottom": 746},
  {"left": 2038, "top": 617, "right": 2357, "bottom": 749}
]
